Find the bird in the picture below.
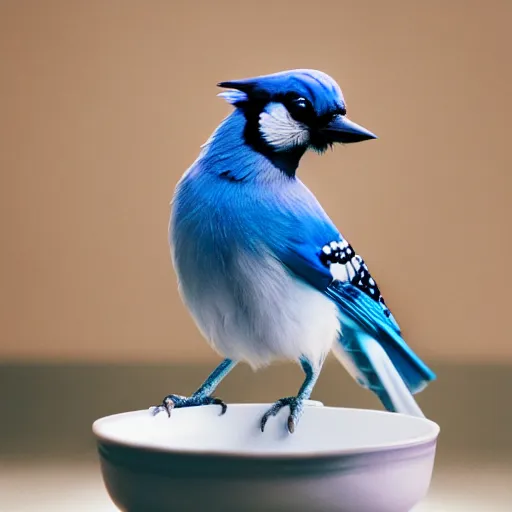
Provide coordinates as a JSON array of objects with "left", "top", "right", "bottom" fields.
[{"left": 152, "top": 69, "right": 436, "bottom": 433}]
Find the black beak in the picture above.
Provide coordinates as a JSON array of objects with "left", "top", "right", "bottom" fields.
[{"left": 321, "top": 115, "right": 377, "bottom": 143}]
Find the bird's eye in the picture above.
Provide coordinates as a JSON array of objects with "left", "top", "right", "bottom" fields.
[
  {"left": 287, "top": 96, "right": 313, "bottom": 123},
  {"left": 292, "top": 97, "right": 308, "bottom": 110}
]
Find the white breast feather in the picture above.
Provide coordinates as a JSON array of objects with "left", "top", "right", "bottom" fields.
[{"left": 181, "top": 251, "right": 339, "bottom": 369}]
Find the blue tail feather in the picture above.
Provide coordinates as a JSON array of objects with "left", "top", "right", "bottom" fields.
[
  {"left": 336, "top": 328, "right": 396, "bottom": 412},
  {"left": 327, "top": 281, "right": 435, "bottom": 415}
]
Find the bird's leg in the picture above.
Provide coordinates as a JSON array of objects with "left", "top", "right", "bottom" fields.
[
  {"left": 151, "top": 358, "right": 237, "bottom": 417},
  {"left": 261, "top": 357, "right": 322, "bottom": 434}
]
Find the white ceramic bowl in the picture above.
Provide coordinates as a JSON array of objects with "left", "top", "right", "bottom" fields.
[{"left": 93, "top": 403, "right": 439, "bottom": 512}]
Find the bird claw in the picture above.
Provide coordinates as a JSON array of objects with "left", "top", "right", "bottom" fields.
[
  {"left": 260, "top": 396, "right": 305, "bottom": 434},
  {"left": 150, "top": 394, "right": 228, "bottom": 417}
]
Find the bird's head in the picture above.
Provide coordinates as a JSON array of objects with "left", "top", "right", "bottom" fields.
[{"left": 218, "top": 69, "right": 376, "bottom": 167}]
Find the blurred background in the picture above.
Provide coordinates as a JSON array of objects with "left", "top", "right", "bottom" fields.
[{"left": 1, "top": 0, "right": 511, "bottom": 510}]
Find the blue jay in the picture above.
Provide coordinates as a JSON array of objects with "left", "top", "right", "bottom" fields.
[{"left": 152, "top": 69, "right": 436, "bottom": 433}]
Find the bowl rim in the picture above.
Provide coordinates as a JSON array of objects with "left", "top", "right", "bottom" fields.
[{"left": 92, "top": 404, "right": 440, "bottom": 461}]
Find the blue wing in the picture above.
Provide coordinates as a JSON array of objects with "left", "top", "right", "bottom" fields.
[{"left": 271, "top": 216, "right": 436, "bottom": 406}]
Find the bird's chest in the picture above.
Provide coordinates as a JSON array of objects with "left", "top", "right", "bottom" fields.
[
  {"left": 170, "top": 176, "right": 288, "bottom": 297},
  {"left": 174, "top": 238, "right": 338, "bottom": 365},
  {"left": 171, "top": 206, "right": 276, "bottom": 316},
  {"left": 169, "top": 173, "right": 339, "bottom": 364}
]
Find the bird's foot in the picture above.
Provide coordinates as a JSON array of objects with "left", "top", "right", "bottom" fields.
[
  {"left": 260, "top": 396, "right": 305, "bottom": 434},
  {"left": 150, "top": 393, "right": 227, "bottom": 417}
]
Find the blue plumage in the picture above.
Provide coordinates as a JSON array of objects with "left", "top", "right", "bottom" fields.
[
  {"left": 152, "top": 69, "right": 436, "bottom": 432},
  {"left": 327, "top": 281, "right": 435, "bottom": 394}
]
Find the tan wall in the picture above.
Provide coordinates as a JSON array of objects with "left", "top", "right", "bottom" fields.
[{"left": 0, "top": 0, "right": 510, "bottom": 363}]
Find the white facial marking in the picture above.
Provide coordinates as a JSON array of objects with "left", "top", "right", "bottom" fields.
[{"left": 259, "top": 102, "right": 309, "bottom": 151}]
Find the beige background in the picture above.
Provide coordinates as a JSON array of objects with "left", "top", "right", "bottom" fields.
[{"left": 1, "top": 0, "right": 511, "bottom": 363}]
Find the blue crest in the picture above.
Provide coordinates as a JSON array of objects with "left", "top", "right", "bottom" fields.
[{"left": 218, "top": 69, "right": 346, "bottom": 117}]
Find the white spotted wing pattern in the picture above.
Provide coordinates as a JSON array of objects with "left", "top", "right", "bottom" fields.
[{"left": 320, "top": 239, "right": 394, "bottom": 321}]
